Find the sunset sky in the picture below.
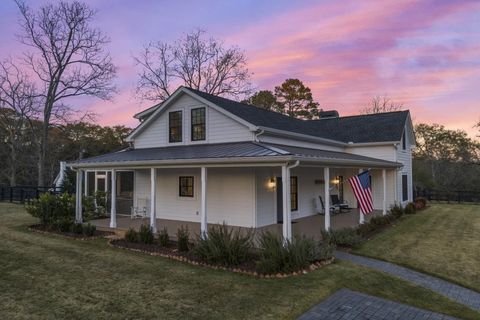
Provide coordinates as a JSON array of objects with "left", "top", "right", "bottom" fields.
[{"left": 1, "top": 0, "right": 479, "bottom": 136}]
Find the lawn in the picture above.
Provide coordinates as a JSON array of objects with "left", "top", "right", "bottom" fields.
[
  {"left": 0, "top": 203, "right": 479, "bottom": 320},
  {"left": 355, "top": 203, "right": 480, "bottom": 292}
]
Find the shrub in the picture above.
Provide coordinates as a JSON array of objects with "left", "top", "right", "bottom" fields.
[
  {"left": 404, "top": 202, "right": 416, "bottom": 214},
  {"left": 256, "top": 232, "right": 323, "bottom": 274},
  {"left": 370, "top": 215, "right": 391, "bottom": 227},
  {"left": 317, "top": 242, "right": 335, "bottom": 260},
  {"left": 321, "top": 228, "right": 362, "bottom": 247},
  {"left": 82, "top": 196, "right": 96, "bottom": 216},
  {"left": 158, "top": 227, "right": 169, "bottom": 247},
  {"left": 26, "top": 193, "right": 75, "bottom": 227},
  {"left": 94, "top": 191, "right": 107, "bottom": 209},
  {"left": 70, "top": 222, "right": 83, "bottom": 234},
  {"left": 414, "top": 197, "right": 427, "bottom": 210},
  {"left": 192, "top": 223, "right": 254, "bottom": 266},
  {"left": 138, "top": 224, "right": 154, "bottom": 244},
  {"left": 125, "top": 228, "right": 138, "bottom": 243},
  {"left": 356, "top": 222, "right": 377, "bottom": 238},
  {"left": 176, "top": 225, "right": 190, "bottom": 252},
  {"left": 54, "top": 220, "right": 72, "bottom": 233},
  {"left": 389, "top": 203, "right": 404, "bottom": 219},
  {"left": 82, "top": 223, "right": 96, "bottom": 237}
]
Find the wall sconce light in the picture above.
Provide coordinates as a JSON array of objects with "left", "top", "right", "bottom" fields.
[
  {"left": 267, "top": 177, "right": 276, "bottom": 190},
  {"left": 331, "top": 177, "right": 340, "bottom": 185}
]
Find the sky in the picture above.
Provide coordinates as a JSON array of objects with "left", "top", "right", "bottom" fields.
[{"left": 0, "top": 0, "right": 479, "bottom": 137}]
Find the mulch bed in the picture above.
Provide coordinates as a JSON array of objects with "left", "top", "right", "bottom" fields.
[
  {"left": 109, "top": 239, "right": 335, "bottom": 278},
  {"left": 29, "top": 224, "right": 115, "bottom": 240}
]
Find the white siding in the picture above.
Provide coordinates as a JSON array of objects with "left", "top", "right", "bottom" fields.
[
  {"left": 133, "top": 167, "right": 256, "bottom": 227},
  {"left": 134, "top": 94, "right": 252, "bottom": 148},
  {"left": 259, "top": 134, "right": 343, "bottom": 151},
  {"left": 255, "top": 167, "right": 280, "bottom": 227},
  {"left": 134, "top": 169, "right": 150, "bottom": 210},
  {"left": 396, "top": 136, "right": 413, "bottom": 204},
  {"left": 346, "top": 145, "right": 396, "bottom": 161}
]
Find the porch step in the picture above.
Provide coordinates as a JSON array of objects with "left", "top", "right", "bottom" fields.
[{"left": 95, "top": 225, "right": 126, "bottom": 238}]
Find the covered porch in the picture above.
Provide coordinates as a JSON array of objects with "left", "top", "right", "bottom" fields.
[
  {"left": 89, "top": 208, "right": 382, "bottom": 240},
  {"left": 70, "top": 142, "right": 401, "bottom": 241}
]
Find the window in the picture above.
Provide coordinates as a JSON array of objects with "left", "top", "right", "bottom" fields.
[
  {"left": 179, "top": 176, "right": 194, "bottom": 197},
  {"left": 402, "top": 174, "right": 408, "bottom": 201},
  {"left": 169, "top": 111, "right": 182, "bottom": 143},
  {"left": 402, "top": 130, "right": 406, "bottom": 150},
  {"left": 191, "top": 107, "right": 206, "bottom": 141},
  {"left": 290, "top": 176, "right": 298, "bottom": 211}
]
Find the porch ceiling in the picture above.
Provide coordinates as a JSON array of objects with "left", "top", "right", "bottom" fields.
[{"left": 68, "top": 141, "right": 401, "bottom": 169}]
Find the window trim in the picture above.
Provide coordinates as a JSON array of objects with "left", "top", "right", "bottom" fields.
[
  {"left": 179, "top": 176, "right": 194, "bottom": 198},
  {"left": 169, "top": 110, "right": 183, "bottom": 143},
  {"left": 191, "top": 107, "right": 206, "bottom": 141},
  {"left": 290, "top": 176, "right": 298, "bottom": 211},
  {"left": 402, "top": 174, "right": 408, "bottom": 201}
]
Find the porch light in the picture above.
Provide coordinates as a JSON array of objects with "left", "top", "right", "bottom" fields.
[
  {"left": 331, "top": 177, "right": 340, "bottom": 185},
  {"left": 267, "top": 177, "right": 276, "bottom": 190}
]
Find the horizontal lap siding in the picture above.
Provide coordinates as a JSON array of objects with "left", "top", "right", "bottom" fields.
[
  {"left": 258, "top": 134, "right": 344, "bottom": 151},
  {"left": 133, "top": 168, "right": 256, "bottom": 227},
  {"left": 134, "top": 94, "right": 252, "bottom": 149}
]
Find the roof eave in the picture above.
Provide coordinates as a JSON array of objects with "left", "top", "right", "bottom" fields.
[{"left": 258, "top": 126, "right": 347, "bottom": 147}]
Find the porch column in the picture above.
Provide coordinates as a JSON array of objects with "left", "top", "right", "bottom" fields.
[
  {"left": 281, "top": 165, "right": 291, "bottom": 241},
  {"left": 382, "top": 169, "right": 387, "bottom": 215},
  {"left": 359, "top": 169, "right": 365, "bottom": 224},
  {"left": 84, "top": 171, "right": 88, "bottom": 196},
  {"left": 150, "top": 168, "right": 157, "bottom": 232},
  {"left": 200, "top": 167, "right": 208, "bottom": 237},
  {"left": 110, "top": 169, "right": 117, "bottom": 228},
  {"left": 94, "top": 171, "right": 98, "bottom": 193},
  {"left": 324, "top": 167, "right": 330, "bottom": 230},
  {"left": 75, "top": 169, "right": 83, "bottom": 223}
]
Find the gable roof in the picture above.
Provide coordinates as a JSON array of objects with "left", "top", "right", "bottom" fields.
[
  {"left": 132, "top": 86, "right": 411, "bottom": 145},
  {"left": 69, "top": 141, "right": 401, "bottom": 168}
]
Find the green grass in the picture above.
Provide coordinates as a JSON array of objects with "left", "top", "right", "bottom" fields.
[
  {"left": 355, "top": 203, "right": 480, "bottom": 292},
  {"left": 0, "top": 203, "right": 479, "bottom": 319}
]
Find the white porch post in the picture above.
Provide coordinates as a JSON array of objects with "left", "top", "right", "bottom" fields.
[
  {"left": 150, "top": 168, "right": 157, "bottom": 232},
  {"left": 359, "top": 168, "right": 365, "bottom": 224},
  {"left": 324, "top": 167, "right": 330, "bottom": 230},
  {"left": 281, "top": 165, "right": 291, "bottom": 241},
  {"left": 94, "top": 171, "right": 98, "bottom": 193},
  {"left": 382, "top": 169, "right": 387, "bottom": 215},
  {"left": 84, "top": 171, "right": 88, "bottom": 196},
  {"left": 200, "top": 167, "right": 208, "bottom": 237},
  {"left": 75, "top": 169, "right": 83, "bottom": 223},
  {"left": 110, "top": 169, "right": 117, "bottom": 228}
]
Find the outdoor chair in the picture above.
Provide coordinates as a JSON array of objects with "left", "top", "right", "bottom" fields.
[
  {"left": 315, "top": 195, "right": 339, "bottom": 215},
  {"left": 131, "top": 197, "right": 150, "bottom": 219},
  {"left": 330, "top": 194, "right": 350, "bottom": 213}
]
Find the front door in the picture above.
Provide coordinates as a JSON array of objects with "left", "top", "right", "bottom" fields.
[{"left": 276, "top": 177, "right": 283, "bottom": 223}]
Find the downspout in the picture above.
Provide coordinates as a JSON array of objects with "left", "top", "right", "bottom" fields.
[{"left": 254, "top": 129, "right": 265, "bottom": 142}]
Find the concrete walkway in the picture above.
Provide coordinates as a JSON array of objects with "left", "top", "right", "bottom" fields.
[
  {"left": 298, "top": 289, "right": 457, "bottom": 320},
  {"left": 335, "top": 251, "right": 480, "bottom": 311}
]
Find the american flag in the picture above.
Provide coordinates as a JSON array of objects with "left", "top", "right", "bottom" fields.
[{"left": 348, "top": 171, "right": 373, "bottom": 214}]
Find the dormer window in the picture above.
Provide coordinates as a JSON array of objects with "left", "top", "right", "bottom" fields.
[
  {"left": 402, "top": 130, "right": 406, "bottom": 150},
  {"left": 191, "top": 107, "right": 206, "bottom": 141},
  {"left": 169, "top": 111, "right": 182, "bottom": 143}
]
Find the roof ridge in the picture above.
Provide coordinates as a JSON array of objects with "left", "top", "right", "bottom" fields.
[{"left": 311, "top": 110, "right": 409, "bottom": 121}]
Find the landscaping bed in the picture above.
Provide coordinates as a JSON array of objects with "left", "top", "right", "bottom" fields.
[
  {"left": 29, "top": 223, "right": 114, "bottom": 240},
  {"left": 109, "top": 237, "right": 335, "bottom": 278}
]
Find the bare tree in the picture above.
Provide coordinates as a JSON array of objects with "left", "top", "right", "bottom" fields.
[
  {"left": 134, "top": 29, "right": 252, "bottom": 101},
  {"left": 0, "top": 58, "right": 39, "bottom": 186},
  {"left": 361, "top": 95, "right": 404, "bottom": 114},
  {"left": 15, "top": 0, "right": 116, "bottom": 186}
]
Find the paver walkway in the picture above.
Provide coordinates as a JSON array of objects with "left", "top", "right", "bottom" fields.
[
  {"left": 335, "top": 251, "right": 480, "bottom": 311},
  {"left": 298, "top": 289, "right": 456, "bottom": 320}
]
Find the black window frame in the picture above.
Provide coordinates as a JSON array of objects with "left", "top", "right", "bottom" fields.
[
  {"left": 402, "top": 174, "right": 408, "bottom": 201},
  {"left": 191, "top": 107, "right": 206, "bottom": 141},
  {"left": 169, "top": 110, "right": 183, "bottom": 143},
  {"left": 290, "top": 176, "right": 298, "bottom": 211},
  {"left": 402, "top": 130, "right": 406, "bottom": 150},
  {"left": 179, "top": 176, "right": 194, "bottom": 197}
]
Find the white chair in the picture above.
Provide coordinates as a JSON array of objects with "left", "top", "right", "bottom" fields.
[
  {"left": 131, "top": 197, "right": 150, "bottom": 219},
  {"left": 314, "top": 196, "right": 339, "bottom": 215}
]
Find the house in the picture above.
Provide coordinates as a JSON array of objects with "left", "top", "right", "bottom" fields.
[{"left": 68, "top": 86, "right": 415, "bottom": 240}]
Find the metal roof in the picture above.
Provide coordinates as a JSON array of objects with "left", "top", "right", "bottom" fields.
[{"left": 70, "top": 142, "right": 401, "bottom": 168}]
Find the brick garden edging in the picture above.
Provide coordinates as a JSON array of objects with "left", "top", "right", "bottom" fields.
[
  {"left": 108, "top": 239, "right": 335, "bottom": 278},
  {"left": 28, "top": 224, "right": 115, "bottom": 241}
]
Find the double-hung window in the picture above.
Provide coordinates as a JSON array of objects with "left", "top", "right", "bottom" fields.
[
  {"left": 179, "top": 176, "right": 194, "bottom": 197},
  {"left": 169, "top": 111, "right": 183, "bottom": 143},
  {"left": 191, "top": 107, "right": 206, "bottom": 141},
  {"left": 290, "top": 176, "right": 298, "bottom": 211}
]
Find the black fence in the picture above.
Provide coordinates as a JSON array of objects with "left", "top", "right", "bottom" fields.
[
  {"left": 0, "top": 185, "right": 63, "bottom": 204},
  {"left": 415, "top": 189, "right": 480, "bottom": 204}
]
